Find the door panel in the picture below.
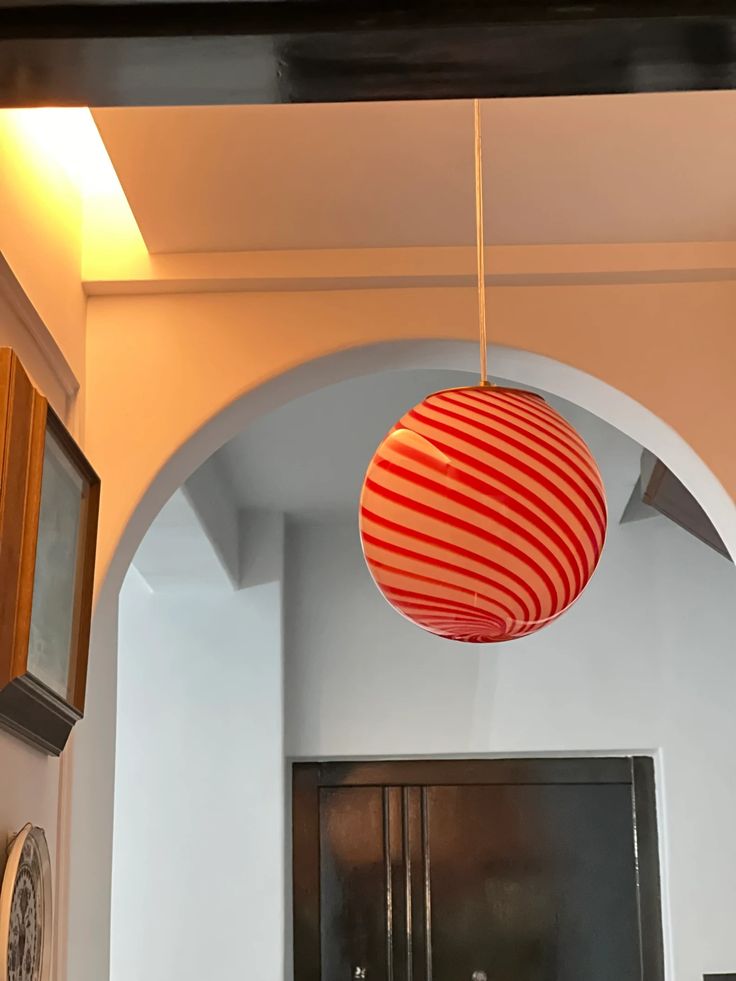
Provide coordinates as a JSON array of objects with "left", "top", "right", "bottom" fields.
[
  {"left": 404, "top": 787, "right": 430, "bottom": 981},
  {"left": 293, "top": 759, "right": 664, "bottom": 981},
  {"left": 425, "top": 783, "right": 641, "bottom": 981},
  {"left": 320, "top": 786, "right": 390, "bottom": 981}
]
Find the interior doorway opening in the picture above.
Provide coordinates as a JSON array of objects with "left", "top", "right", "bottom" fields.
[{"left": 107, "top": 359, "right": 734, "bottom": 981}]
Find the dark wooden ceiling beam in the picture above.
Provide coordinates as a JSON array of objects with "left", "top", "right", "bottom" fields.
[{"left": 2, "top": 1, "right": 736, "bottom": 106}]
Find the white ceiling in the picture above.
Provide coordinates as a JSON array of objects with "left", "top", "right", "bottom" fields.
[
  {"left": 94, "top": 92, "right": 736, "bottom": 254},
  {"left": 212, "top": 368, "right": 641, "bottom": 522}
]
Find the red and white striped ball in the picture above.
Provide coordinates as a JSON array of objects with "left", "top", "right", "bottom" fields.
[{"left": 359, "top": 385, "right": 607, "bottom": 643}]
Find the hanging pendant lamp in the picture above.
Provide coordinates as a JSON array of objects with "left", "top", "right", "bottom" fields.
[{"left": 358, "top": 101, "right": 607, "bottom": 643}]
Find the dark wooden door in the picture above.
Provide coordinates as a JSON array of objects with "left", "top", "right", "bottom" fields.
[{"left": 293, "top": 758, "right": 664, "bottom": 981}]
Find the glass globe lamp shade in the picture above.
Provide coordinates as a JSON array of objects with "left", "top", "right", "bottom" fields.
[{"left": 359, "top": 385, "right": 607, "bottom": 643}]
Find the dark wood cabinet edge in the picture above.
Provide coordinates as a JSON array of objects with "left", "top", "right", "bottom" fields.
[
  {"left": 294, "top": 756, "right": 634, "bottom": 787},
  {"left": 631, "top": 756, "right": 666, "bottom": 981},
  {"left": 292, "top": 762, "right": 321, "bottom": 981}
]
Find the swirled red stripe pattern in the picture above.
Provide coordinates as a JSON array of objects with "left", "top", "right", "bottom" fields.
[{"left": 359, "top": 385, "right": 607, "bottom": 643}]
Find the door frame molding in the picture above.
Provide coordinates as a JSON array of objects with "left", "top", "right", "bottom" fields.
[{"left": 292, "top": 755, "right": 665, "bottom": 981}]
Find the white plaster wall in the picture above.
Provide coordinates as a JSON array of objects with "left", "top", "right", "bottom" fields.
[
  {"left": 285, "top": 452, "right": 736, "bottom": 980},
  {"left": 0, "top": 733, "right": 60, "bottom": 878},
  {"left": 111, "top": 514, "right": 285, "bottom": 981}
]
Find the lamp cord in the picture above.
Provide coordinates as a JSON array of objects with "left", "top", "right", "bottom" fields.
[{"left": 473, "top": 98, "right": 490, "bottom": 387}]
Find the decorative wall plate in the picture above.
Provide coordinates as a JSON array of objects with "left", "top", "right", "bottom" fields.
[{"left": 0, "top": 825, "right": 52, "bottom": 981}]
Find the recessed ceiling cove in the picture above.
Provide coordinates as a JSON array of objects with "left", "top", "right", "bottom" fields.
[{"left": 94, "top": 92, "right": 736, "bottom": 255}]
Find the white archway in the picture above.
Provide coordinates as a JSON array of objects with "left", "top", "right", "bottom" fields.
[
  {"left": 101, "top": 340, "right": 736, "bottom": 595},
  {"left": 69, "top": 339, "right": 736, "bottom": 981}
]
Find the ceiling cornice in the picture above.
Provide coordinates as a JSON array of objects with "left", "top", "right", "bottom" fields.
[{"left": 83, "top": 242, "right": 736, "bottom": 297}]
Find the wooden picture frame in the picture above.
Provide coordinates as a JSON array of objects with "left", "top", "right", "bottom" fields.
[{"left": 0, "top": 348, "right": 100, "bottom": 755}]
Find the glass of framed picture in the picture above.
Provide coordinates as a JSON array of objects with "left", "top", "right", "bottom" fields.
[{"left": 0, "top": 348, "right": 100, "bottom": 755}]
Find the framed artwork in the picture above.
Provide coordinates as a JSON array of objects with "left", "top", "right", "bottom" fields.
[{"left": 0, "top": 348, "right": 100, "bottom": 755}]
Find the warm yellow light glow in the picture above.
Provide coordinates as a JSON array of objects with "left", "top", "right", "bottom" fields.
[
  {"left": 5, "top": 108, "right": 149, "bottom": 277},
  {"left": 8, "top": 108, "right": 122, "bottom": 198}
]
